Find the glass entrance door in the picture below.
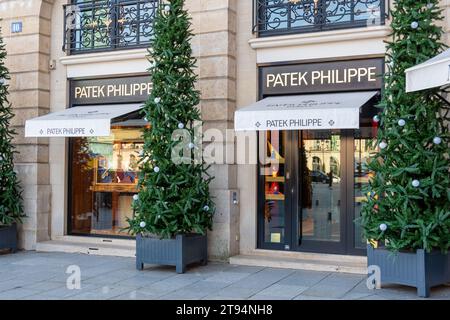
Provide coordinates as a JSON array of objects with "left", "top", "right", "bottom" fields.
[
  {"left": 301, "top": 131, "right": 342, "bottom": 243},
  {"left": 257, "top": 128, "right": 377, "bottom": 255},
  {"left": 258, "top": 129, "right": 346, "bottom": 252},
  {"left": 295, "top": 130, "right": 346, "bottom": 253}
]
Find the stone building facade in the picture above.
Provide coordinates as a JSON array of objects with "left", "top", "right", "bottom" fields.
[
  {"left": 1, "top": 0, "right": 449, "bottom": 264},
  {"left": 1, "top": 0, "right": 238, "bottom": 261}
]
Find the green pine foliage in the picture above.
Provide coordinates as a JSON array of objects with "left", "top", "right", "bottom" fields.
[
  {"left": 361, "top": 0, "right": 450, "bottom": 252},
  {"left": 127, "top": 0, "right": 214, "bottom": 239},
  {"left": 0, "top": 27, "right": 24, "bottom": 226}
]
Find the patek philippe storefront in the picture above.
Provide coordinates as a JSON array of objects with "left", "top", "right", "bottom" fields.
[
  {"left": 26, "top": 76, "right": 151, "bottom": 238},
  {"left": 4, "top": 0, "right": 416, "bottom": 270},
  {"left": 232, "top": 0, "right": 394, "bottom": 267},
  {"left": 236, "top": 58, "right": 383, "bottom": 256}
]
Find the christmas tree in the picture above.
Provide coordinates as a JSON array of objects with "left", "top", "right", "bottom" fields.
[
  {"left": 361, "top": 0, "right": 450, "bottom": 252},
  {"left": 127, "top": 0, "right": 214, "bottom": 239},
  {"left": 0, "top": 27, "right": 24, "bottom": 226}
]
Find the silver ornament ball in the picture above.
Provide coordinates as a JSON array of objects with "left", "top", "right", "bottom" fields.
[
  {"left": 164, "top": 5, "right": 171, "bottom": 13},
  {"left": 133, "top": 194, "right": 139, "bottom": 201},
  {"left": 153, "top": 166, "right": 160, "bottom": 173},
  {"left": 412, "top": 179, "right": 420, "bottom": 188},
  {"left": 411, "top": 21, "right": 419, "bottom": 29},
  {"left": 433, "top": 136, "right": 442, "bottom": 145},
  {"left": 188, "top": 143, "right": 195, "bottom": 149},
  {"left": 379, "top": 223, "right": 388, "bottom": 232},
  {"left": 373, "top": 115, "right": 380, "bottom": 123},
  {"left": 178, "top": 123, "right": 184, "bottom": 129},
  {"left": 154, "top": 97, "right": 161, "bottom": 104},
  {"left": 203, "top": 205, "right": 210, "bottom": 211},
  {"left": 379, "top": 141, "right": 387, "bottom": 149},
  {"left": 398, "top": 119, "right": 406, "bottom": 127},
  {"left": 139, "top": 221, "right": 146, "bottom": 228}
]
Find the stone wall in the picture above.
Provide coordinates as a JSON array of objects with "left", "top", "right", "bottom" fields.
[
  {"left": 0, "top": 0, "right": 54, "bottom": 250},
  {"left": 186, "top": 0, "right": 239, "bottom": 260}
]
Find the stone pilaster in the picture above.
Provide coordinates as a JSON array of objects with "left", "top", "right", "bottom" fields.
[
  {"left": 186, "top": 0, "right": 239, "bottom": 260},
  {"left": 441, "top": 0, "right": 450, "bottom": 45},
  {"left": 0, "top": 0, "right": 54, "bottom": 249}
]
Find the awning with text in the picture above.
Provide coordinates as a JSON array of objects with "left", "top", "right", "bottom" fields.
[
  {"left": 234, "top": 91, "right": 378, "bottom": 131},
  {"left": 25, "top": 104, "right": 143, "bottom": 137}
]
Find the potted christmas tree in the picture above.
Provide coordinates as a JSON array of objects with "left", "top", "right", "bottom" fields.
[
  {"left": 0, "top": 27, "right": 24, "bottom": 253},
  {"left": 127, "top": 0, "right": 214, "bottom": 274},
  {"left": 361, "top": 0, "right": 450, "bottom": 298}
]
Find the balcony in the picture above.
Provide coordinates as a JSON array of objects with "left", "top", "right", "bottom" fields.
[
  {"left": 63, "top": 0, "right": 158, "bottom": 55},
  {"left": 253, "top": 0, "right": 387, "bottom": 37}
]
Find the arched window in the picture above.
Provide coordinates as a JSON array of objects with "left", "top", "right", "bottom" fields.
[{"left": 312, "top": 156, "right": 321, "bottom": 171}]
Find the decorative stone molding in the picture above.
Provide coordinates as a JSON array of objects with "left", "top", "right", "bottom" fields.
[
  {"left": 249, "top": 26, "right": 391, "bottom": 64},
  {"left": 248, "top": 25, "right": 391, "bottom": 50},
  {"left": 60, "top": 49, "right": 149, "bottom": 78}
]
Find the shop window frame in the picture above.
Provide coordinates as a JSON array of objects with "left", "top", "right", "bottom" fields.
[
  {"left": 255, "top": 57, "right": 384, "bottom": 255},
  {"left": 67, "top": 121, "right": 144, "bottom": 240},
  {"left": 66, "top": 77, "right": 148, "bottom": 239}
]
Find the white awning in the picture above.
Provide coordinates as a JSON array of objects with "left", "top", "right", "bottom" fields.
[
  {"left": 25, "top": 104, "right": 143, "bottom": 137},
  {"left": 406, "top": 49, "right": 450, "bottom": 92},
  {"left": 234, "top": 91, "right": 378, "bottom": 131}
]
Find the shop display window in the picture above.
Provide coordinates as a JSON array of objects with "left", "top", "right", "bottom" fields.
[{"left": 69, "top": 121, "right": 144, "bottom": 236}]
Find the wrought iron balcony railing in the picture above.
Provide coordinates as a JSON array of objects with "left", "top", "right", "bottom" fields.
[
  {"left": 63, "top": 0, "right": 158, "bottom": 54},
  {"left": 253, "top": 0, "right": 387, "bottom": 37}
]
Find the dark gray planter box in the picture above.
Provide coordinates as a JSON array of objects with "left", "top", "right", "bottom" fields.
[
  {"left": 136, "top": 234, "right": 207, "bottom": 274},
  {"left": 0, "top": 224, "right": 17, "bottom": 253},
  {"left": 367, "top": 244, "right": 450, "bottom": 297}
]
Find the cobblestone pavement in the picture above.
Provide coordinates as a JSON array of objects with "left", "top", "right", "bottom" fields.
[{"left": 0, "top": 251, "right": 449, "bottom": 300}]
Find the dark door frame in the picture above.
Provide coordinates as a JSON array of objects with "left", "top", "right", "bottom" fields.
[
  {"left": 257, "top": 129, "right": 367, "bottom": 256},
  {"left": 257, "top": 130, "right": 295, "bottom": 251}
]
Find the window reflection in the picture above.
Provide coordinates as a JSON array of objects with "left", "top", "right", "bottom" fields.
[
  {"left": 354, "top": 127, "right": 377, "bottom": 249},
  {"left": 300, "top": 130, "right": 341, "bottom": 243}
]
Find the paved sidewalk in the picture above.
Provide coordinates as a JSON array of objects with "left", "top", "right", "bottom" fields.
[{"left": 0, "top": 251, "right": 449, "bottom": 300}]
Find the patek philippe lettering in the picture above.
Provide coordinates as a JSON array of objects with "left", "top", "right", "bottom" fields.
[
  {"left": 74, "top": 82, "right": 152, "bottom": 99},
  {"left": 72, "top": 76, "right": 153, "bottom": 104},
  {"left": 44, "top": 128, "right": 86, "bottom": 135},
  {"left": 261, "top": 58, "right": 383, "bottom": 95},
  {"left": 266, "top": 67, "right": 377, "bottom": 88},
  {"left": 266, "top": 118, "right": 323, "bottom": 128}
]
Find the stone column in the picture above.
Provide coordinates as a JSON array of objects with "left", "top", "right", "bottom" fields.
[
  {"left": 441, "top": 0, "right": 450, "bottom": 45},
  {"left": 187, "top": 0, "right": 239, "bottom": 260},
  {"left": 0, "top": 0, "right": 54, "bottom": 250}
]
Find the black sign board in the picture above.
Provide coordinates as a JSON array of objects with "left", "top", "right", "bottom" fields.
[
  {"left": 71, "top": 76, "right": 152, "bottom": 105},
  {"left": 261, "top": 58, "right": 384, "bottom": 96}
]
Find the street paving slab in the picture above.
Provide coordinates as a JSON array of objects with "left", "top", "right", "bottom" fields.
[{"left": 0, "top": 251, "right": 449, "bottom": 300}]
